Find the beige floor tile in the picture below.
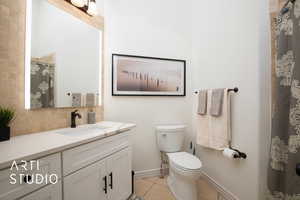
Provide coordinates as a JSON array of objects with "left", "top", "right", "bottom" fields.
[
  {"left": 134, "top": 178, "right": 154, "bottom": 197},
  {"left": 143, "top": 177, "right": 168, "bottom": 186},
  {"left": 142, "top": 177, "right": 159, "bottom": 183},
  {"left": 198, "top": 196, "right": 216, "bottom": 200},
  {"left": 197, "top": 179, "right": 218, "bottom": 200},
  {"left": 135, "top": 176, "right": 218, "bottom": 200},
  {"left": 153, "top": 177, "right": 168, "bottom": 186},
  {"left": 144, "top": 184, "right": 175, "bottom": 200},
  {"left": 198, "top": 195, "right": 218, "bottom": 200}
]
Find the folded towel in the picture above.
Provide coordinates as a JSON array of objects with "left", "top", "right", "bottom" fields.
[
  {"left": 72, "top": 93, "right": 82, "bottom": 107},
  {"left": 86, "top": 93, "right": 96, "bottom": 107},
  {"left": 210, "top": 88, "right": 224, "bottom": 116},
  {"left": 196, "top": 89, "right": 231, "bottom": 150},
  {"left": 197, "top": 90, "right": 207, "bottom": 115}
]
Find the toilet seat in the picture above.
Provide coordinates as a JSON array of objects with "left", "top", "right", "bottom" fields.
[{"left": 167, "top": 152, "right": 202, "bottom": 171}]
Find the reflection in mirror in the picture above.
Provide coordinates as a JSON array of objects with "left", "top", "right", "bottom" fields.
[{"left": 26, "top": 0, "right": 102, "bottom": 109}]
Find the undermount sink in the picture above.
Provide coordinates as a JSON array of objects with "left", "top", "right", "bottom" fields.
[
  {"left": 56, "top": 125, "right": 112, "bottom": 137},
  {"left": 86, "top": 125, "right": 112, "bottom": 131}
]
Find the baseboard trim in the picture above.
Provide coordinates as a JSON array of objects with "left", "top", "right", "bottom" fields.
[
  {"left": 201, "top": 172, "right": 239, "bottom": 200},
  {"left": 134, "top": 168, "right": 161, "bottom": 179}
]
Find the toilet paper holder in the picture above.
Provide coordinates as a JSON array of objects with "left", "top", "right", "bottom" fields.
[
  {"left": 228, "top": 137, "right": 247, "bottom": 159},
  {"left": 230, "top": 147, "right": 247, "bottom": 159}
]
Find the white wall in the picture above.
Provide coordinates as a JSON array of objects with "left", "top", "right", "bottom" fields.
[
  {"left": 103, "top": 0, "right": 194, "bottom": 173},
  {"left": 103, "top": 0, "right": 269, "bottom": 199},
  {"left": 190, "top": 0, "right": 264, "bottom": 199}
]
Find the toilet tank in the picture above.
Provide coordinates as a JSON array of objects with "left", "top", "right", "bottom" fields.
[{"left": 156, "top": 124, "right": 186, "bottom": 153}]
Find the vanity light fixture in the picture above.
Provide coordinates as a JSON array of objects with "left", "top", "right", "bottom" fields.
[{"left": 87, "top": 0, "right": 98, "bottom": 16}]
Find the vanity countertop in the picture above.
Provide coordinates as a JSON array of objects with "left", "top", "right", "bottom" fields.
[{"left": 0, "top": 121, "right": 136, "bottom": 169}]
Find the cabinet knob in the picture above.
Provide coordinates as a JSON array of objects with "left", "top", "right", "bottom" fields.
[{"left": 296, "top": 163, "right": 300, "bottom": 176}]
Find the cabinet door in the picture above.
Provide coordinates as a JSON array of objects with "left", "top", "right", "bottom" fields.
[
  {"left": 20, "top": 181, "right": 62, "bottom": 200},
  {"left": 64, "top": 159, "right": 108, "bottom": 200},
  {"left": 107, "top": 147, "right": 132, "bottom": 200}
]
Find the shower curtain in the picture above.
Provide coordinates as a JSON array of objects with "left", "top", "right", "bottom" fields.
[
  {"left": 30, "top": 60, "right": 55, "bottom": 109},
  {"left": 267, "top": 1, "right": 300, "bottom": 199}
]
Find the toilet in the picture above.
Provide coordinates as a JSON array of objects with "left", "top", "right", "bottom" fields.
[{"left": 156, "top": 125, "right": 202, "bottom": 200}]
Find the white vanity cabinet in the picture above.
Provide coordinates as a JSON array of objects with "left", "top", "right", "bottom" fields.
[
  {"left": 20, "top": 181, "right": 62, "bottom": 200},
  {"left": 64, "top": 147, "right": 132, "bottom": 200},
  {"left": 63, "top": 132, "right": 132, "bottom": 200},
  {"left": 0, "top": 122, "right": 135, "bottom": 200}
]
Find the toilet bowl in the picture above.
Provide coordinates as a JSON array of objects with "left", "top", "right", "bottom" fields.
[
  {"left": 156, "top": 124, "right": 202, "bottom": 200},
  {"left": 167, "top": 152, "right": 202, "bottom": 200}
]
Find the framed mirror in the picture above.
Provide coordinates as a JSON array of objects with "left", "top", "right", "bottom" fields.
[{"left": 25, "top": 0, "right": 102, "bottom": 109}]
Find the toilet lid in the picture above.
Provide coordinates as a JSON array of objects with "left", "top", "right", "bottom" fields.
[{"left": 168, "top": 152, "right": 202, "bottom": 170}]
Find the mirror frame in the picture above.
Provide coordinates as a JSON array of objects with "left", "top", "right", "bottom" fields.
[{"left": 25, "top": 0, "right": 104, "bottom": 109}]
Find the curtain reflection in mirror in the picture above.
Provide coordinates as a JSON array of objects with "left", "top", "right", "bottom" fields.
[{"left": 30, "top": 56, "right": 55, "bottom": 109}]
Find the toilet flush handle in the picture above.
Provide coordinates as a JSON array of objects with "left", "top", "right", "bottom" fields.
[{"left": 162, "top": 133, "right": 167, "bottom": 137}]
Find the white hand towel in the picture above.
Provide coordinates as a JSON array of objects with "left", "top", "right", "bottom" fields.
[{"left": 196, "top": 89, "right": 231, "bottom": 150}]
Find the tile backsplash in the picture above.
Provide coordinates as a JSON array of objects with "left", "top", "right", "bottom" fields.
[{"left": 0, "top": 0, "right": 103, "bottom": 136}]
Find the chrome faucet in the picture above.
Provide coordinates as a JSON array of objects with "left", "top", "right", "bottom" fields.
[{"left": 71, "top": 110, "right": 82, "bottom": 128}]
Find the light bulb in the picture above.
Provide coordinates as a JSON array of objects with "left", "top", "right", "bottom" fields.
[
  {"left": 87, "top": 0, "right": 98, "bottom": 16},
  {"left": 71, "top": 0, "right": 85, "bottom": 8}
]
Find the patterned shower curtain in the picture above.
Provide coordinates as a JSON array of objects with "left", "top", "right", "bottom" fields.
[
  {"left": 30, "top": 60, "right": 55, "bottom": 109},
  {"left": 267, "top": 1, "right": 300, "bottom": 199}
]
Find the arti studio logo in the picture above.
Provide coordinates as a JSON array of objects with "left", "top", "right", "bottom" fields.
[{"left": 9, "top": 160, "right": 58, "bottom": 185}]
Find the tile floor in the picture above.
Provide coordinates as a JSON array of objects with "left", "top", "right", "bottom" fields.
[
  {"left": 134, "top": 176, "right": 175, "bottom": 200},
  {"left": 134, "top": 176, "right": 219, "bottom": 200}
]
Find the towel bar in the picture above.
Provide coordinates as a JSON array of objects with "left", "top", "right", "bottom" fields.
[
  {"left": 194, "top": 87, "right": 238, "bottom": 94},
  {"left": 67, "top": 92, "right": 100, "bottom": 96}
]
